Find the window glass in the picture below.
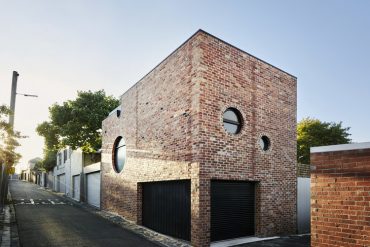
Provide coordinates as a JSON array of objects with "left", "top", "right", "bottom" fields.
[
  {"left": 259, "top": 136, "right": 271, "bottom": 151},
  {"left": 224, "top": 122, "right": 239, "bottom": 134},
  {"left": 223, "top": 108, "right": 242, "bottom": 134},
  {"left": 113, "top": 137, "right": 126, "bottom": 173},
  {"left": 223, "top": 110, "right": 239, "bottom": 122}
]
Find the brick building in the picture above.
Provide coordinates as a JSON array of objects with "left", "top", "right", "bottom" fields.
[
  {"left": 311, "top": 143, "right": 370, "bottom": 247},
  {"left": 101, "top": 30, "right": 297, "bottom": 246}
]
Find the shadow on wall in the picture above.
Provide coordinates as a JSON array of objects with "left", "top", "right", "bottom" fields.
[{"left": 101, "top": 178, "right": 138, "bottom": 221}]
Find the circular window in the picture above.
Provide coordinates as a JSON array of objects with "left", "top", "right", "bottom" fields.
[
  {"left": 113, "top": 136, "right": 126, "bottom": 173},
  {"left": 259, "top": 136, "right": 270, "bottom": 151},
  {"left": 223, "top": 108, "right": 242, "bottom": 134}
]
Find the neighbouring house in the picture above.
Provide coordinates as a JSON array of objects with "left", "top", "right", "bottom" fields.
[
  {"left": 46, "top": 170, "right": 54, "bottom": 190},
  {"left": 82, "top": 152, "right": 101, "bottom": 208},
  {"left": 20, "top": 157, "right": 42, "bottom": 183},
  {"left": 101, "top": 30, "right": 297, "bottom": 246},
  {"left": 311, "top": 142, "right": 370, "bottom": 247},
  {"left": 53, "top": 148, "right": 71, "bottom": 194},
  {"left": 53, "top": 147, "right": 101, "bottom": 208}
]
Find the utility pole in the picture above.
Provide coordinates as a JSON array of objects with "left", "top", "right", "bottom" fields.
[
  {"left": 9, "top": 71, "right": 19, "bottom": 127},
  {"left": 0, "top": 71, "right": 37, "bottom": 210},
  {"left": 0, "top": 71, "right": 19, "bottom": 209}
]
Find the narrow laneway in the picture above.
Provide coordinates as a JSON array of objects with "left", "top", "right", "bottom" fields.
[{"left": 9, "top": 180, "right": 158, "bottom": 247}]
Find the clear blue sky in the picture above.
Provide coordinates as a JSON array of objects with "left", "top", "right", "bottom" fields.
[{"left": 1, "top": 0, "right": 369, "bottom": 165}]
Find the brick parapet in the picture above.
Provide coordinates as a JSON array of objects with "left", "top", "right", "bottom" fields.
[{"left": 311, "top": 148, "right": 370, "bottom": 247}]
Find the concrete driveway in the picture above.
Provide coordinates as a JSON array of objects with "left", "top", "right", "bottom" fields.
[{"left": 237, "top": 235, "right": 310, "bottom": 247}]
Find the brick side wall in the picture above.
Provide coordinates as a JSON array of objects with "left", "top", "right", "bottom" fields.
[
  {"left": 311, "top": 149, "right": 370, "bottom": 247},
  {"left": 102, "top": 30, "right": 297, "bottom": 247},
  {"left": 101, "top": 33, "right": 203, "bottom": 238}
]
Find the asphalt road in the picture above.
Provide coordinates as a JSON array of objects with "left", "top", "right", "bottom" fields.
[{"left": 9, "top": 180, "right": 158, "bottom": 247}]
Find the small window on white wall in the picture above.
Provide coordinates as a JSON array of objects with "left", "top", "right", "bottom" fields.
[{"left": 63, "top": 149, "right": 68, "bottom": 162}]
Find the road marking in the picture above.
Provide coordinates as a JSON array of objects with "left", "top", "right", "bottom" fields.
[{"left": 13, "top": 199, "right": 69, "bottom": 206}]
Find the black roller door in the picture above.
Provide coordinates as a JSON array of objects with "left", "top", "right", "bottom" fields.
[
  {"left": 211, "top": 180, "right": 255, "bottom": 242},
  {"left": 142, "top": 180, "right": 190, "bottom": 241}
]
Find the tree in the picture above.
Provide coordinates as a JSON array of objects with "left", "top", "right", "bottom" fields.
[
  {"left": 0, "top": 105, "right": 22, "bottom": 169},
  {"left": 37, "top": 90, "right": 119, "bottom": 170},
  {"left": 297, "top": 118, "right": 351, "bottom": 164},
  {"left": 35, "top": 121, "right": 59, "bottom": 171}
]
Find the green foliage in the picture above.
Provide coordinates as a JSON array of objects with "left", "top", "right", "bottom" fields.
[
  {"left": 36, "top": 90, "right": 119, "bottom": 170},
  {"left": 297, "top": 118, "right": 351, "bottom": 164},
  {"left": 0, "top": 105, "right": 23, "bottom": 166},
  {"left": 33, "top": 159, "right": 45, "bottom": 172},
  {"left": 36, "top": 121, "right": 59, "bottom": 171}
]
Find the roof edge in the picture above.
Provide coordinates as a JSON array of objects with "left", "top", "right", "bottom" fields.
[
  {"left": 197, "top": 29, "right": 297, "bottom": 79},
  {"left": 119, "top": 29, "right": 297, "bottom": 100},
  {"left": 119, "top": 29, "right": 204, "bottom": 99},
  {"left": 311, "top": 142, "right": 370, "bottom": 153}
]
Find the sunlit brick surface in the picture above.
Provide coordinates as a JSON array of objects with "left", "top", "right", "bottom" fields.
[
  {"left": 101, "top": 30, "right": 297, "bottom": 247},
  {"left": 311, "top": 149, "right": 370, "bottom": 247}
]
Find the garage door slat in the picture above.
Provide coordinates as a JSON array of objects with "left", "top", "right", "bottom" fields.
[
  {"left": 211, "top": 180, "right": 255, "bottom": 242},
  {"left": 142, "top": 180, "right": 190, "bottom": 241}
]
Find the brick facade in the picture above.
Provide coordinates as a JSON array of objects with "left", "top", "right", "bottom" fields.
[
  {"left": 311, "top": 144, "right": 370, "bottom": 247},
  {"left": 102, "top": 30, "right": 297, "bottom": 246}
]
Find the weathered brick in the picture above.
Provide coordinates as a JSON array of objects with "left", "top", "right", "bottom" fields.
[
  {"left": 311, "top": 147, "right": 370, "bottom": 247},
  {"left": 102, "top": 30, "right": 297, "bottom": 247}
]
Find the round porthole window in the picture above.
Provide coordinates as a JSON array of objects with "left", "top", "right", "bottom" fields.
[
  {"left": 259, "top": 135, "right": 270, "bottom": 151},
  {"left": 113, "top": 136, "right": 126, "bottom": 173},
  {"left": 223, "top": 108, "right": 242, "bottom": 134}
]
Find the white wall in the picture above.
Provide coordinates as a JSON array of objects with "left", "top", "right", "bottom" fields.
[
  {"left": 84, "top": 162, "right": 101, "bottom": 208},
  {"left": 297, "top": 177, "right": 311, "bottom": 233},
  {"left": 53, "top": 163, "right": 65, "bottom": 191},
  {"left": 70, "top": 149, "right": 83, "bottom": 200},
  {"left": 71, "top": 149, "right": 83, "bottom": 176},
  {"left": 53, "top": 148, "right": 83, "bottom": 198}
]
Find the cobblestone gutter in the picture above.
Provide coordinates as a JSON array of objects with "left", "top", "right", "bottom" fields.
[{"left": 0, "top": 193, "right": 20, "bottom": 247}]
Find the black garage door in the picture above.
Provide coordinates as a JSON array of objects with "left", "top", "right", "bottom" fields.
[
  {"left": 211, "top": 180, "right": 255, "bottom": 242},
  {"left": 142, "top": 180, "right": 190, "bottom": 241}
]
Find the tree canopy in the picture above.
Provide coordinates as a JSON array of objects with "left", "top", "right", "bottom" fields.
[
  {"left": 36, "top": 90, "right": 119, "bottom": 171},
  {"left": 0, "top": 105, "right": 23, "bottom": 169},
  {"left": 297, "top": 118, "right": 351, "bottom": 164}
]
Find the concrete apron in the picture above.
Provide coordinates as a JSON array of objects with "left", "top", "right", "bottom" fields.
[{"left": 211, "top": 236, "right": 280, "bottom": 247}]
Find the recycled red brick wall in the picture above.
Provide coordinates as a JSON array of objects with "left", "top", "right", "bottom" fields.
[
  {"left": 101, "top": 30, "right": 297, "bottom": 247},
  {"left": 194, "top": 32, "right": 297, "bottom": 245},
  {"left": 101, "top": 32, "right": 203, "bottom": 242},
  {"left": 311, "top": 149, "right": 370, "bottom": 247}
]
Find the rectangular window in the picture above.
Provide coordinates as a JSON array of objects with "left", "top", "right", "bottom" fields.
[
  {"left": 57, "top": 153, "right": 62, "bottom": 167},
  {"left": 63, "top": 149, "right": 68, "bottom": 162}
]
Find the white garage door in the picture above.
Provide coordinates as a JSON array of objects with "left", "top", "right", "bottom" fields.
[
  {"left": 58, "top": 174, "right": 66, "bottom": 194},
  {"left": 87, "top": 172, "right": 100, "bottom": 208},
  {"left": 72, "top": 175, "right": 80, "bottom": 201}
]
